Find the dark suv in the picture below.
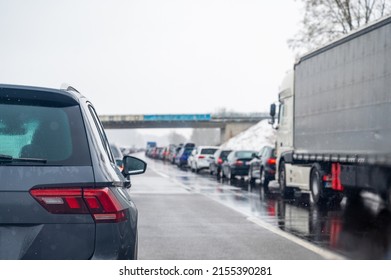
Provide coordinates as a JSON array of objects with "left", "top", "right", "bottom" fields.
[{"left": 0, "top": 84, "right": 146, "bottom": 260}]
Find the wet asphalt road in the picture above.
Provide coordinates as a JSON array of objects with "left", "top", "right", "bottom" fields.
[{"left": 129, "top": 154, "right": 391, "bottom": 260}]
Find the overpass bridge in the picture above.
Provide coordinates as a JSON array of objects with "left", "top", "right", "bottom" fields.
[{"left": 99, "top": 113, "right": 270, "bottom": 143}]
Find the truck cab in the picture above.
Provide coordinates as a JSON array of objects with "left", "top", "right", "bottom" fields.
[{"left": 273, "top": 71, "right": 311, "bottom": 195}]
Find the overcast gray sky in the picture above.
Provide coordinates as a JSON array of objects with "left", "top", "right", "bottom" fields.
[{"left": 0, "top": 0, "right": 301, "bottom": 116}]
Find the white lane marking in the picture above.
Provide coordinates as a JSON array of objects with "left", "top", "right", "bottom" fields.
[
  {"left": 247, "top": 216, "right": 345, "bottom": 260},
  {"left": 149, "top": 166, "right": 170, "bottom": 178}
]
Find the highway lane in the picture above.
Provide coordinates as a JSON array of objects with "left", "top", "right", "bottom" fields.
[{"left": 129, "top": 155, "right": 344, "bottom": 260}]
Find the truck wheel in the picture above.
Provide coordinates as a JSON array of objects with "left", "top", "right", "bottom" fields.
[
  {"left": 279, "top": 162, "right": 289, "bottom": 197},
  {"left": 330, "top": 192, "right": 343, "bottom": 207},
  {"left": 310, "top": 164, "right": 327, "bottom": 205},
  {"left": 345, "top": 188, "right": 361, "bottom": 205}
]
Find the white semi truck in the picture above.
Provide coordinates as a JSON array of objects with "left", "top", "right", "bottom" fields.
[{"left": 270, "top": 15, "right": 391, "bottom": 209}]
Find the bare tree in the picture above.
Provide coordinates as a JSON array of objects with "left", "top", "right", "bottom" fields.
[
  {"left": 289, "top": 0, "right": 391, "bottom": 53},
  {"left": 168, "top": 131, "right": 187, "bottom": 145},
  {"left": 190, "top": 128, "right": 220, "bottom": 146}
]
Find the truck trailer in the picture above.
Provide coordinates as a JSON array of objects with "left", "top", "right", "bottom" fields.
[{"left": 270, "top": 15, "right": 391, "bottom": 209}]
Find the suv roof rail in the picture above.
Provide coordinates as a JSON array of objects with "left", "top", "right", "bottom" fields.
[{"left": 60, "top": 83, "right": 80, "bottom": 93}]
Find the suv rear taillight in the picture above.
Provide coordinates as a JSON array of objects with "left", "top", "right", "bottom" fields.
[
  {"left": 30, "top": 187, "right": 127, "bottom": 223},
  {"left": 267, "top": 158, "right": 276, "bottom": 165},
  {"left": 84, "top": 188, "right": 126, "bottom": 222}
]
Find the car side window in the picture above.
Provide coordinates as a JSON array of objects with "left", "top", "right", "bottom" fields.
[
  {"left": 265, "top": 148, "right": 271, "bottom": 158},
  {"left": 88, "top": 105, "right": 114, "bottom": 163},
  {"left": 258, "top": 148, "right": 264, "bottom": 158}
]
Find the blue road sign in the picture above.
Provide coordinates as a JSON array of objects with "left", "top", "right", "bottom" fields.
[{"left": 143, "top": 114, "right": 211, "bottom": 121}]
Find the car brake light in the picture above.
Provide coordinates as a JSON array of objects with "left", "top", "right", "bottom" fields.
[
  {"left": 198, "top": 155, "right": 205, "bottom": 159},
  {"left": 267, "top": 158, "right": 276, "bottom": 165},
  {"left": 30, "top": 188, "right": 88, "bottom": 214},
  {"left": 84, "top": 188, "right": 126, "bottom": 223},
  {"left": 30, "top": 187, "right": 127, "bottom": 223}
]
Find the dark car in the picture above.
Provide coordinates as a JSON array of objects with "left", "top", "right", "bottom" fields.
[
  {"left": 221, "top": 150, "right": 257, "bottom": 180},
  {"left": 157, "top": 147, "right": 165, "bottom": 160},
  {"left": 248, "top": 146, "right": 276, "bottom": 188},
  {"left": 175, "top": 146, "right": 194, "bottom": 168},
  {"left": 209, "top": 149, "right": 232, "bottom": 178},
  {"left": 0, "top": 84, "right": 146, "bottom": 260},
  {"left": 183, "top": 142, "right": 195, "bottom": 148}
]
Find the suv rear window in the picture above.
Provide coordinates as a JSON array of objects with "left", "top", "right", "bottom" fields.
[
  {"left": 201, "top": 148, "right": 217, "bottom": 155},
  {"left": 220, "top": 150, "right": 232, "bottom": 159},
  {"left": 0, "top": 103, "right": 91, "bottom": 165},
  {"left": 235, "top": 151, "right": 255, "bottom": 158}
]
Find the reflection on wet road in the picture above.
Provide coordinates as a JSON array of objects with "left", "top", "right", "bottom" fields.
[{"left": 143, "top": 156, "right": 391, "bottom": 259}]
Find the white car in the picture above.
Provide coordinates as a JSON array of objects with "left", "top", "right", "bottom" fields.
[{"left": 188, "top": 146, "right": 219, "bottom": 173}]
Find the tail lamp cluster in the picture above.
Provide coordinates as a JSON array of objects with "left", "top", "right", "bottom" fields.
[
  {"left": 267, "top": 158, "right": 276, "bottom": 165},
  {"left": 30, "top": 187, "right": 127, "bottom": 223}
]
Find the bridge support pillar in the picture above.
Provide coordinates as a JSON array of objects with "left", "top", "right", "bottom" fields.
[{"left": 220, "top": 122, "right": 256, "bottom": 144}]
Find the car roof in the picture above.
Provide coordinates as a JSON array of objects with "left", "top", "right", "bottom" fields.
[{"left": 0, "top": 84, "right": 84, "bottom": 105}]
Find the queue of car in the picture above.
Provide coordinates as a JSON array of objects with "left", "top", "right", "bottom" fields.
[{"left": 146, "top": 141, "right": 276, "bottom": 189}]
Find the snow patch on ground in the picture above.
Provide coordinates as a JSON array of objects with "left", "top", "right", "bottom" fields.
[{"left": 220, "top": 119, "right": 276, "bottom": 151}]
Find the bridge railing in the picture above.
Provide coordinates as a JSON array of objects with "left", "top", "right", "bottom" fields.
[{"left": 99, "top": 113, "right": 269, "bottom": 122}]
